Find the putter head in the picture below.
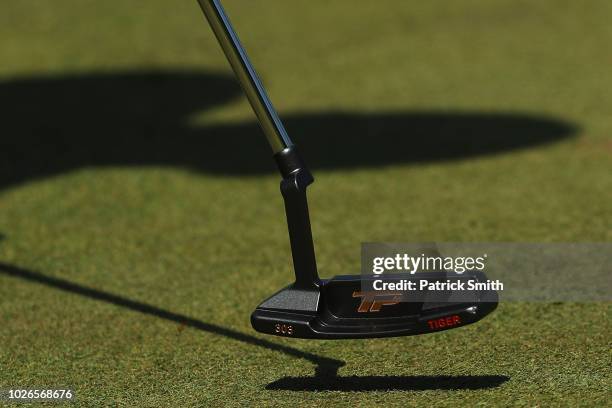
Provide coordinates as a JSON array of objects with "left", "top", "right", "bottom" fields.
[{"left": 251, "top": 271, "right": 498, "bottom": 339}]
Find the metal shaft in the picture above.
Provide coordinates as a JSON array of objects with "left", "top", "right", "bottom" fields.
[{"left": 197, "top": 0, "right": 293, "bottom": 153}]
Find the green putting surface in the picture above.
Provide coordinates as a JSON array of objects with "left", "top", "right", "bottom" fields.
[{"left": 0, "top": 0, "right": 610, "bottom": 406}]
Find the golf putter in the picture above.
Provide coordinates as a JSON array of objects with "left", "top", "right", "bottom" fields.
[{"left": 197, "top": 0, "right": 497, "bottom": 339}]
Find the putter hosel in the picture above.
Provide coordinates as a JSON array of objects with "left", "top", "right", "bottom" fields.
[{"left": 278, "top": 161, "right": 320, "bottom": 290}]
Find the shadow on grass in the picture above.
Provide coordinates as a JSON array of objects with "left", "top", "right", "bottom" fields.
[
  {"left": 267, "top": 375, "right": 509, "bottom": 392},
  {"left": 0, "top": 70, "right": 578, "bottom": 189},
  {"left": 2, "top": 70, "right": 542, "bottom": 391},
  {"left": 0, "top": 262, "right": 342, "bottom": 375},
  {"left": 0, "top": 262, "right": 509, "bottom": 392}
]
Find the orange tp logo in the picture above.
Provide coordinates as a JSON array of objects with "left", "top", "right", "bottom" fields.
[{"left": 352, "top": 291, "right": 402, "bottom": 312}]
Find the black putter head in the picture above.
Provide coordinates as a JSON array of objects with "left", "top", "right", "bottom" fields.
[
  {"left": 249, "top": 149, "right": 498, "bottom": 339},
  {"left": 251, "top": 271, "right": 498, "bottom": 339}
]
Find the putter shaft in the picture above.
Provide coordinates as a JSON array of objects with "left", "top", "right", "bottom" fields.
[{"left": 197, "top": 0, "right": 292, "bottom": 153}]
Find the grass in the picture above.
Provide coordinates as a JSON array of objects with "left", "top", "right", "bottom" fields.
[{"left": 0, "top": 0, "right": 610, "bottom": 406}]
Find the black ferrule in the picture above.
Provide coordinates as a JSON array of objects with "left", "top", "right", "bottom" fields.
[{"left": 273, "top": 146, "right": 310, "bottom": 178}]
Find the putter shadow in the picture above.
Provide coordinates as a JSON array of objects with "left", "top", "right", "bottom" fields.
[
  {"left": 0, "top": 71, "right": 578, "bottom": 189},
  {"left": 267, "top": 374, "right": 510, "bottom": 392},
  {"left": 0, "top": 262, "right": 509, "bottom": 392}
]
